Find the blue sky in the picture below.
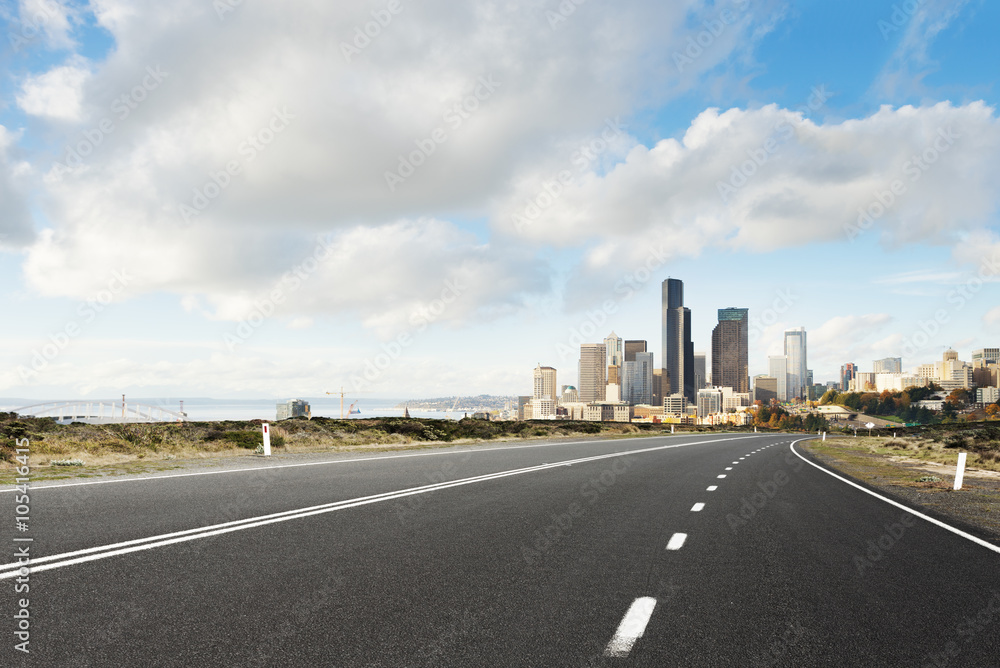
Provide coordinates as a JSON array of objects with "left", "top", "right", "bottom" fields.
[{"left": 1, "top": 0, "right": 999, "bottom": 402}]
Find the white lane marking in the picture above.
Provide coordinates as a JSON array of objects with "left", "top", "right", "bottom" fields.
[
  {"left": 0, "top": 435, "right": 757, "bottom": 578},
  {"left": 739, "top": 457, "right": 745, "bottom": 460},
  {"left": 717, "top": 474, "right": 727, "bottom": 479},
  {"left": 706, "top": 486, "right": 718, "bottom": 491},
  {"left": 1, "top": 433, "right": 759, "bottom": 494},
  {"left": 604, "top": 597, "right": 657, "bottom": 658},
  {"left": 725, "top": 467, "right": 733, "bottom": 471},
  {"left": 666, "top": 533, "right": 688, "bottom": 550},
  {"left": 691, "top": 503, "right": 705, "bottom": 512},
  {"left": 788, "top": 441, "right": 1000, "bottom": 557},
  {"left": 732, "top": 461, "right": 739, "bottom": 464}
]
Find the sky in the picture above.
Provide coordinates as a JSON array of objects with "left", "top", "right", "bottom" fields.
[{"left": 1, "top": 0, "right": 999, "bottom": 402}]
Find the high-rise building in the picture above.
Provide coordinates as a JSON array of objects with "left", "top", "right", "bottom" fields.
[
  {"left": 624, "top": 340, "right": 647, "bottom": 363},
  {"left": 623, "top": 351, "right": 654, "bottom": 406},
  {"left": 696, "top": 388, "right": 723, "bottom": 418},
  {"left": 662, "top": 278, "right": 695, "bottom": 402},
  {"left": 840, "top": 363, "right": 857, "bottom": 391},
  {"left": 768, "top": 355, "right": 788, "bottom": 402},
  {"left": 784, "top": 327, "right": 808, "bottom": 400},
  {"left": 711, "top": 308, "right": 749, "bottom": 393},
  {"left": 605, "top": 332, "right": 623, "bottom": 387},
  {"left": 753, "top": 375, "right": 778, "bottom": 405},
  {"left": 533, "top": 365, "right": 557, "bottom": 401},
  {"left": 694, "top": 353, "right": 706, "bottom": 391},
  {"left": 873, "top": 357, "right": 903, "bottom": 374},
  {"left": 579, "top": 344, "right": 607, "bottom": 403},
  {"left": 652, "top": 369, "right": 663, "bottom": 406}
]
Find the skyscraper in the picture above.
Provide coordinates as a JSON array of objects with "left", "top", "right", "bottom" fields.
[
  {"left": 624, "top": 340, "right": 647, "bottom": 362},
  {"left": 840, "top": 362, "right": 857, "bottom": 391},
  {"left": 662, "top": 278, "right": 695, "bottom": 402},
  {"left": 579, "top": 344, "right": 607, "bottom": 403},
  {"left": 623, "top": 351, "right": 654, "bottom": 405},
  {"left": 533, "top": 365, "right": 557, "bottom": 401},
  {"left": 694, "top": 353, "right": 706, "bottom": 391},
  {"left": 784, "top": 327, "right": 808, "bottom": 401},
  {"left": 711, "top": 308, "right": 749, "bottom": 393},
  {"left": 604, "top": 332, "right": 623, "bottom": 385},
  {"left": 768, "top": 355, "right": 788, "bottom": 402},
  {"left": 873, "top": 357, "right": 902, "bottom": 374}
]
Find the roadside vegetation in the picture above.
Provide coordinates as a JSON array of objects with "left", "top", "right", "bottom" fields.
[{"left": 819, "top": 385, "right": 1000, "bottom": 424}]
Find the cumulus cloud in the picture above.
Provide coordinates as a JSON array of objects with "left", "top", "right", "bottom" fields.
[
  {"left": 500, "top": 100, "right": 1000, "bottom": 303},
  {"left": 13, "top": 0, "right": 79, "bottom": 50},
  {"left": 16, "top": 57, "right": 90, "bottom": 121},
  {"left": 20, "top": 0, "right": 775, "bottom": 330}
]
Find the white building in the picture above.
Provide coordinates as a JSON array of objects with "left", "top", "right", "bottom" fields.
[
  {"left": 768, "top": 355, "right": 788, "bottom": 402},
  {"left": 977, "top": 387, "right": 1000, "bottom": 404}
]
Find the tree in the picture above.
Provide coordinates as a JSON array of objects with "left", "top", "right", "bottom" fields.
[{"left": 819, "top": 389, "right": 837, "bottom": 406}]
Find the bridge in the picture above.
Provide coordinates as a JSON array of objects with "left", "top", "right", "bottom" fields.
[{"left": 11, "top": 401, "right": 187, "bottom": 424}]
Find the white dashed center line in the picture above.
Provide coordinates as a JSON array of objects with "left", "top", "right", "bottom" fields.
[
  {"left": 604, "top": 597, "right": 657, "bottom": 658},
  {"left": 725, "top": 467, "right": 733, "bottom": 471},
  {"left": 691, "top": 503, "right": 705, "bottom": 512},
  {"left": 707, "top": 485, "right": 718, "bottom": 491},
  {"left": 717, "top": 474, "right": 727, "bottom": 479},
  {"left": 666, "top": 533, "right": 688, "bottom": 550}
]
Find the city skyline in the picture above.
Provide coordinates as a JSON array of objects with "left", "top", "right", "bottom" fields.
[{"left": 2, "top": 2, "right": 1000, "bottom": 401}]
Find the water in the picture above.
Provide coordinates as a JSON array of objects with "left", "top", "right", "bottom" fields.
[{"left": 0, "top": 397, "right": 466, "bottom": 422}]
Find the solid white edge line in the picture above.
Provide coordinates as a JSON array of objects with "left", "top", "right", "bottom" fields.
[
  {"left": 1, "top": 433, "right": 768, "bottom": 493},
  {"left": 666, "top": 533, "right": 688, "bottom": 550},
  {"left": 604, "top": 597, "right": 657, "bottom": 658},
  {"left": 788, "top": 440, "right": 1000, "bottom": 556},
  {"left": 0, "top": 435, "right": 764, "bottom": 577}
]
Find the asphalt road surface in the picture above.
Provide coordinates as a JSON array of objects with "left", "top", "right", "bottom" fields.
[{"left": 3, "top": 432, "right": 999, "bottom": 667}]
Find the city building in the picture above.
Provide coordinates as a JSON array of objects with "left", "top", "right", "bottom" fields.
[
  {"left": 604, "top": 332, "right": 623, "bottom": 386},
  {"left": 840, "top": 363, "right": 857, "bottom": 391},
  {"left": 662, "top": 278, "right": 695, "bottom": 402},
  {"left": 697, "top": 388, "right": 722, "bottom": 419},
  {"left": 517, "top": 396, "right": 531, "bottom": 420},
  {"left": 276, "top": 399, "right": 310, "bottom": 421},
  {"left": 652, "top": 369, "right": 664, "bottom": 407},
  {"left": 768, "top": 355, "right": 788, "bottom": 401},
  {"left": 875, "top": 373, "right": 928, "bottom": 393},
  {"left": 694, "top": 353, "right": 706, "bottom": 391},
  {"left": 624, "top": 340, "right": 647, "bottom": 362},
  {"left": 972, "top": 348, "right": 1000, "bottom": 366},
  {"left": 623, "top": 351, "right": 654, "bottom": 406},
  {"left": 753, "top": 375, "right": 778, "bottom": 405},
  {"left": 579, "top": 343, "right": 607, "bottom": 403},
  {"left": 851, "top": 372, "right": 876, "bottom": 392},
  {"left": 561, "top": 386, "right": 579, "bottom": 403},
  {"left": 664, "top": 393, "right": 688, "bottom": 416},
  {"left": 873, "top": 357, "right": 903, "bottom": 374},
  {"left": 533, "top": 365, "right": 557, "bottom": 401},
  {"left": 711, "top": 308, "right": 749, "bottom": 393},
  {"left": 784, "top": 327, "right": 808, "bottom": 400},
  {"left": 977, "top": 387, "right": 1000, "bottom": 405}
]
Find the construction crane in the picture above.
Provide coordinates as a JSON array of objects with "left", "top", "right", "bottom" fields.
[{"left": 325, "top": 387, "right": 370, "bottom": 419}]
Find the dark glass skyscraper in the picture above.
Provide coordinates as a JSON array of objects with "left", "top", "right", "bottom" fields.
[
  {"left": 662, "top": 278, "right": 695, "bottom": 402},
  {"left": 711, "top": 308, "right": 749, "bottom": 393}
]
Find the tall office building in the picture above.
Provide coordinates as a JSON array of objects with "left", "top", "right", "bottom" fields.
[
  {"left": 623, "top": 351, "right": 654, "bottom": 405},
  {"left": 711, "top": 308, "right": 749, "bottom": 393},
  {"left": 533, "top": 365, "right": 557, "bottom": 401},
  {"left": 768, "top": 355, "right": 788, "bottom": 402},
  {"left": 579, "top": 344, "right": 607, "bottom": 403},
  {"left": 605, "top": 332, "right": 623, "bottom": 385},
  {"left": 753, "top": 375, "right": 778, "bottom": 405},
  {"left": 662, "top": 278, "right": 695, "bottom": 402},
  {"left": 784, "top": 327, "right": 808, "bottom": 401},
  {"left": 694, "top": 353, "right": 706, "bottom": 391},
  {"left": 873, "top": 357, "right": 903, "bottom": 374},
  {"left": 624, "top": 340, "right": 647, "bottom": 362},
  {"left": 840, "top": 363, "right": 857, "bottom": 391}
]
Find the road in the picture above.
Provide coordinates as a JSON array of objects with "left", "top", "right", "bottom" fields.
[{"left": 3, "top": 432, "right": 999, "bottom": 666}]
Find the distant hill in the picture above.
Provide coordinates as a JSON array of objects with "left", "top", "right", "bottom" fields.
[{"left": 394, "top": 395, "right": 515, "bottom": 411}]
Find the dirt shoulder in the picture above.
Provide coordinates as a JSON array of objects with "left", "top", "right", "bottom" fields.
[{"left": 800, "top": 436, "right": 1000, "bottom": 543}]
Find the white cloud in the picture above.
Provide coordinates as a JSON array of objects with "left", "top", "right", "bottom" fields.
[
  {"left": 0, "top": 126, "right": 34, "bottom": 247},
  {"left": 16, "top": 58, "right": 90, "bottom": 121},
  {"left": 15, "top": 0, "right": 78, "bottom": 50}
]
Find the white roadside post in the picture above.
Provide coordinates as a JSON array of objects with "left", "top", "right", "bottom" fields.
[
  {"left": 954, "top": 452, "right": 967, "bottom": 491},
  {"left": 262, "top": 423, "right": 272, "bottom": 457},
  {"left": 822, "top": 432, "right": 826, "bottom": 441},
  {"left": 671, "top": 424, "right": 675, "bottom": 434}
]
